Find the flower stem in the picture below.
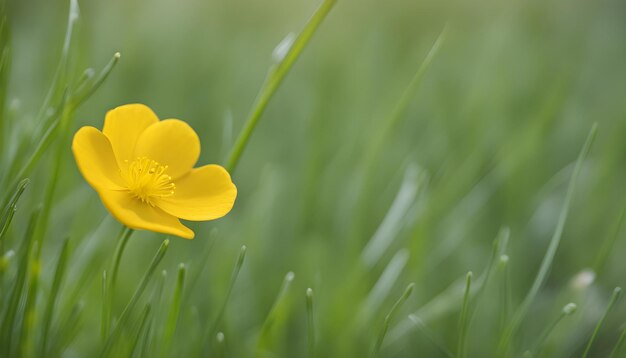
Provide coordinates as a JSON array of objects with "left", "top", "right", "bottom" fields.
[{"left": 225, "top": 0, "right": 336, "bottom": 173}]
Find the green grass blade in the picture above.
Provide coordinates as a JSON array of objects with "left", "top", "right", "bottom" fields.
[
  {"left": 371, "top": 283, "right": 415, "bottom": 357},
  {"left": 225, "top": 0, "right": 337, "bottom": 172},
  {"left": 69, "top": 52, "right": 121, "bottom": 109},
  {"left": 101, "top": 239, "right": 170, "bottom": 357},
  {"left": 208, "top": 245, "right": 247, "bottom": 343},
  {"left": 407, "top": 315, "right": 454, "bottom": 358},
  {"left": 0, "top": 178, "right": 29, "bottom": 248},
  {"left": 531, "top": 303, "right": 576, "bottom": 355},
  {"left": 129, "top": 304, "right": 152, "bottom": 357},
  {"left": 161, "top": 263, "right": 186, "bottom": 358},
  {"left": 106, "top": 226, "right": 134, "bottom": 335},
  {"left": 457, "top": 272, "right": 473, "bottom": 358},
  {"left": 41, "top": 237, "right": 70, "bottom": 355},
  {"left": 609, "top": 322, "right": 626, "bottom": 358},
  {"left": 257, "top": 271, "right": 296, "bottom": 353},
  {"left": 0, "top": 207, "right": 40, "bottom": 356},
  {"left": 498, "top": 123, "right": 598, "bottom": 354},
  {"left": 582, "top": 287, "right": 622, "bottom": 358},
  {"left": 306, "top": 288, "right": 315, "bottom": 358}
]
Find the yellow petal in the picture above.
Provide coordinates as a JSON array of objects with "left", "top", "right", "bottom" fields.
[
  {"left": 133, "top": 119, "right": 200, "bottom": 179},
  {"left": 99, "top": 189, "right": 195, "bottom": 239},
  {"left": 103, "top": 104, "right": 159, "bottom": 167},
  {"left": 157, "top": 165, "right": 237, "bottom": 221},
  {"left": 72, "top": 126, "right": 125, "bottom": 191}
]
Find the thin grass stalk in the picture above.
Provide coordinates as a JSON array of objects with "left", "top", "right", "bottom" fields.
[
  {"left": 609, "top": 323, "right": 626, "bottom": 358},
  {"left": 101, "top": 239, "right": 170, "bottom": 357},
  {"left": 41, "top": 238, "right": 70, "bottom": 355},
  {"left": 371, "top": 283, "right": 415, "bottom": 357},
  {"left": 531, "top": 303, "right": 576, "bottom": 355},
  {"left": 207, "top": 245, "right": 247, "bottom": 351},
  {"left": 257, "top": 271, "right": 296, "bottom": 353},
  {"left": 1, "top": 207, "right": 40, "bottom": 357},
  {"left": 306, "top": 288, "right": 315, "bottom": 358},
  {"left": 497, "top": 123, "right": 598, "bottom": 355},
  {"left": 582, "top": 287, "right": 622, "bottom": 358},
  {"left": 457, "top": 272, "right": 472, "bottom": 358},
  {"left": 161, "top": 263, "right": 186, "bottom": 357},
  {"left": 225, "top": 0, "right": 337, "bottom": 172}
]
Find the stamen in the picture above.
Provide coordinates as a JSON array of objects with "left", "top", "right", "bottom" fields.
[{"left": 120, "top": 157, "right": 176, "bottom": 206}]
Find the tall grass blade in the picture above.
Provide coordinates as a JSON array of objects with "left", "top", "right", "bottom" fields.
[
  {"left": 582, "top": 287, "right": 622, "bottom": 358},
  {"left": 101, "top": 239, "right": 170, "bottom": 357},
  {"left": 371, "top": 283, "right": 415, "bottom": 357},
  {"left": 41, "top": 238, "right": 70, "bottom": 355},
  {"left": 306, "top": 288, "right": 315, "bottom": 358},
  {"left": 226, "top": 0, "right": 337, "bottom": 172},
  {"left": 257, "top": 271, "right": 296, "bottom": 353},
  {"left": 161, "top": 263, "right": 186, "bottom": 357},
  {"left": 208, "top": 245, "right": 247, "bottom": 345},
  {"left": 498, "top": 123, "right": 598, "bottom": 354},
  {"left": 531, "top": 303, "right": 576, "bottom": 355},
  {"left": 457, "top": 272, "right": 472, "bottom": 358}
]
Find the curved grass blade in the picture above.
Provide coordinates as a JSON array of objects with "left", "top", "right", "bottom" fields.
[
  {"left": 371, "top": 283, "right": 415, "bottom": 357},
  {"left": 497, "top": 123, "right": 598, "bottom": 354}
]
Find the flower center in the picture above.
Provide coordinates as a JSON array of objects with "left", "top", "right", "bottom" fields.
[{"left": 121, "top": 157, "right": 175, "bottom": 206}]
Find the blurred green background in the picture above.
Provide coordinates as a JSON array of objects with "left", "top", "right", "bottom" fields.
[{"left": 3, "top": 0, "right": 626, "bottom": 356}]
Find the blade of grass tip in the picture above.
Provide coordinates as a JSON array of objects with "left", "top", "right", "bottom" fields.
[
  {"left": 257, "top": 271, "right": 296, "bottom": 353},
  {"left": 306, "top": 288, "right": 315, "bottom": 358},
  {"left": 208, "top": 245, "right": 247, "bottom": 343},
  {"left": 385, "top": 228, "right": 509, "bottom": 346},
  {"left": 34, "top": 0, "right": 78, "bottom": 126},
  {"left": 69, "top": 52, "right": 121, "bottom": 109},
  {"left": 1, "top": 207, "right": 39, "bottom": 357},
  {"left": 225, "top": 0, "right": 337, "bottom": 173},
  {"left": 531, "top": 303, "right": 577, "bottom": 355},
  {"left": 101, "top": 239, "right": 170, "bottom": 357},
  {"left": 41, "top": 238, "right": 70, "bottom": 355},
  {"left": 593, "top": 199, "right": 626, "bottom": 276},
  {"left": 107, "top": 227, "right": 134, "bottom": 331},
  {"left": 0, "top": 178, "right": 29, "bottom": 249},
  {"left": 407, "top": 315, "right": 454, "bottom": 357},
  {"left": 216, "top": 332, "right": 226, "bottom": 358},
  {"left": 498, "top": 123, "right": 598, "bottom": 355},
  {"left": 129, "top": 304, "right": 152, "bottom": 357},
  {"left": 498, "top": 255, "right": 512, "bottom": 332},
  {"left": 161, "top": 263, "right": 186, "bottom": 358},
  {"left": 609, "top": 322, "right": 626, "bottom": 358},
  {"left": 457, "top": 272, "right": 472, "bottom": 358},
  {"left": 361, "top": 165, "right": 423, "bottom": 268},
  {"left": 360, "top": 250, "right": 410, "bottom": 326},
  {"left": 582, "top": 287, "right": 622, "bottom": 358},
  {"left": 363, "top": 25, "right": 448, "bottom": 169},
  {"left": 371, "top": 283, "right": 415, "bottom": 357}
]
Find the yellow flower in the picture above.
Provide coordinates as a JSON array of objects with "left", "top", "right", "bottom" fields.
[{"left": 72, "top": 104, "right": 237, "bottom": 239}]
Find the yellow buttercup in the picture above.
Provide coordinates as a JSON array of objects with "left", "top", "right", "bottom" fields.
[{"left": 72, "top": 103, "right": 237, "bottom": 239}]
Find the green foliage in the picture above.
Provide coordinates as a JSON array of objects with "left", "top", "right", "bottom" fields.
[{"left": 2, "top": 0, "right": 626, "bottom": 356}]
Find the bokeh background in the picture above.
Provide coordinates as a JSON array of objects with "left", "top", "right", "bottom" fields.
[{"left": 4, "top": 0, "right": 626, "bottom": 356}]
